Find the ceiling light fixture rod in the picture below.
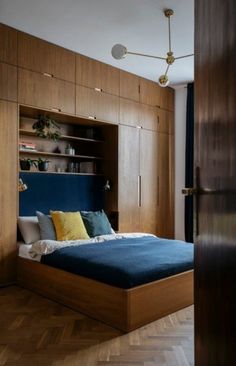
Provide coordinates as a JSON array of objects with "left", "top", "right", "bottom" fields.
[
  {"left": 127, "top": 51, "right": 166, "bottom": 60},
  {"left": 111, "top": 8, "right": 194, "bottom": 87}
]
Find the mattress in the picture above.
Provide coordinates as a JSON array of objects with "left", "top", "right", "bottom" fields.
[{"left": 41, "top": 236, "right": 194, "bottom": 289}]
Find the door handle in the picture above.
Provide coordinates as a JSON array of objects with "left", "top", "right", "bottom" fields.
[{"left": 182, "top": 187, "right": 198, "bottom": 196}]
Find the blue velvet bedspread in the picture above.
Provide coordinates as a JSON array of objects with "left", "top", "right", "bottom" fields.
[{"left": 41, "top": 236, "right": 194, "bottom": 289}]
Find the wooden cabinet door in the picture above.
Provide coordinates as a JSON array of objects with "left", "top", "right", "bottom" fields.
[
  {"left": 0, "top": 24, "right": 17, "bottom": 65},
  {"left": 140, "top": 78, "right": 161, "bottom": 107},
  {"left": 140, "top": 104, "right": 158, "bottom": 131},
  {"left": 120, "top": 70, "right": 140, "bottom": 102},
  {"left": 160, "top": 87, "right": 175, "bottom": 111},
  {"left": 101, "top": 63, "right": 119, "bottom": 96},
  {"left": 0, "top": 62, "right": 17, "bottom": 101},
  {"left": 76, "top": 55, "right": 119, "bottom": 96},
  {"left": 118, "top": 125, "right": 140, "bottom": 232},
  {"left": 119, "top": 98, "right": 140, "bottom": 127},
  {"left": 18, "top": 32, "right": 75, "bottom": 82},
  {"left": 140, "top": 129, "right": 158, "bottom": 234},
  {"left": 0, "top": 101, "right": 17, "bottom": 285},
  {"left": 76, "top": 85, "right": 118, "bottom": 123},
  {"left": 157, "top": 132, "right": 174, "bottom": 238},
  {"left": 18, "top": 69, "right": 75, "bottom": 114},
  {"left": 158, "top": 109, "right": 174, "bottom": 134}
]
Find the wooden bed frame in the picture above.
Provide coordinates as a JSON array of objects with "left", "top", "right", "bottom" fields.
[{"left": 17, "top": 257, "right": 193, "bottom": 332}]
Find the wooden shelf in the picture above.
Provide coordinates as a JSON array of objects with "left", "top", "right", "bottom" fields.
[
  {"left": 19, "top": 170, "right": 103, "bottom": 176},
  {"left": 19, "top": 129, "right": 104, "bottom": 143},
  {"left": 19, "top": 150, "right": 102, "bottom": 160}
]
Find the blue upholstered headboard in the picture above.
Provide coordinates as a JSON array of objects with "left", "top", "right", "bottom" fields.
[{"left": 19, "top": 172, "right": 105, "bottom": 216}]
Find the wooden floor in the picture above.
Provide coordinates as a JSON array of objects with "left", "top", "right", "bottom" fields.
[{"left": 0, "top": 286, "right": 194, "bottom": 366}]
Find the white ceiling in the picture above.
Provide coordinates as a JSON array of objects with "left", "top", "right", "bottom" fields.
[{"left": 0, "top": 0, "right": 194, "bottom": 86}]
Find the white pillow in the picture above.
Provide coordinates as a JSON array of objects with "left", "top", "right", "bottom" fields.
[{"left": 18, "top": 216, "right": 40, "bottom": 244}]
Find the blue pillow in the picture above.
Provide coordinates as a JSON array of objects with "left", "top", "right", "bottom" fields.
[
  {"left": 81, "top": 210, "right": 112, "bottom": 237},
  {"left": 36, "top": 211, "right": 56, "bottom": 240}
]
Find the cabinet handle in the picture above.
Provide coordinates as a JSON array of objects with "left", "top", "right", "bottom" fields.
[
  {"left": 51, "top": 107, "right": 61, "bottom": 112},
  {"left": 157, "top": 115, "right": 160, "bottom": 124},
  {"left": 88, "top": 115, "right": 96, "bottom": 120},
  {"left": 138, "top": 175, "right": 142, "bottom": 207},
  {"left": 95, "top": 88, "right": 102, "bottom": 92},
  {"left": 157, "top": 176, "right": 159, "bottom": 206},
  {"left": 43, "top": 72, "right": 53, "bottom": 78}
]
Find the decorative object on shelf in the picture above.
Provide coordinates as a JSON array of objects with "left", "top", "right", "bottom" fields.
[
  {"left": 53, "top": 146, "right": 61, "bottom": 154},
  {"left": 20, "top": 158, "right": 37, "bottom": 171},
  {"left": 32, "top": 115, "right": 61, "bottom": 141},
  {"left": 37, "top": 158, "right": 50, "bottom": 172},
  {"left": 65, "top": 144, "right": 75, "bottom": 155},
  {"left": 80, "top": 162, "right": 95, "bottom": 174},
  {"left": 19, "top": 141, "right": 37, "bottom": 152},
  {"left": 18, "top": 178, "right": 28, "bottom": 192},
  {"left": 111, "top": 8, "right": 194, "bottom": 87},
  {"left": 103, "top": 180, "right": 111, "bottom": 191}
]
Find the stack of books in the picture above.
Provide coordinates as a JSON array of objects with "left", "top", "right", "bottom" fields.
[{"left": 19, "top": 141, "right": 37, "bottom": 152}]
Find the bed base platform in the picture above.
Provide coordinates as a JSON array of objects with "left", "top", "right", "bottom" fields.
[{"left": 17, "top": 257, "right": 194, "bottom": 332}]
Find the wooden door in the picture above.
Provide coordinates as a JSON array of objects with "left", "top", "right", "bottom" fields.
[
  {"left": 0, "top": 24, "right": 17, "bottom": 65},
  {"left": 120, "top": 70, "right": 140, "bottom": 102},
  {"left": 157, "top": 132, "right": 174, "bottom": 238},
  {"left": 140, "top": 78, "right": 161, "bottom": 107},
  {"left": 140, "top": 104, "right": 158, "bottom": 131},
  {"left": 0, "top": 101, "right": 17, "bottom": 285},
  {"left": 18, "top": 69, "right": 75, "bottom": 114},
  {"left": 160, "top": 87, "right": 175, "bottom": 111},
  {"left": 118, "top": 125, "right": 140, "bottom": 232},
  {"left": 76, "top": 55, "right": 119, "bottom": 96},
  {"left": 120, "top": 98, "right": 140, "bottom": 127},
  {"left": 195, "top": 0, "right": 236, "bottom": 365},
  {"left": 0, "top": 62, "right": 17, "bottom": 102},
  {"left": 140, "top": 129, "right": 158, "bottom": 234},
  {"left": 18, "top": 32, "right": 75, "bottom": 82},
  {"left": 158, "top": 109, "right": 174, "bottom": 134}
]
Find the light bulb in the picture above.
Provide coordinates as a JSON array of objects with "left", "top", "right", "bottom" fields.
[
  {"left": 158, "top": 74, "right": 169, "bottom": 87},
  {"left": 111, "top": 44, "right": 127, "bottom": 60}
]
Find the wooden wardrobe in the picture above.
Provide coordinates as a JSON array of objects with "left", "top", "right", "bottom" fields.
[{"left": 0, "top": 23, "right": 175, "bottom": 285}]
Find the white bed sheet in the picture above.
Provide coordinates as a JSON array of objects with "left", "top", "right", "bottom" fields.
[{"left": 18, "top": 242, "right": 41, "bottom": 262}]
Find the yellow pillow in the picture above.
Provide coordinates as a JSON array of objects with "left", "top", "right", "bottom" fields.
[{"left": 51, "top": 211, "right": 89, "bottom": 241}]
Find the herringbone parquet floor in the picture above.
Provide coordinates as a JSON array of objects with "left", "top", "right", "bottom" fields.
[{"left": 0, "top": 286, "right": 194, "bottom": 366}]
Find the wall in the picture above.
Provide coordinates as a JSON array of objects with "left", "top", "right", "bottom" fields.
[{"left": 174, "top": 86, "right": 187, "bottom": 240}]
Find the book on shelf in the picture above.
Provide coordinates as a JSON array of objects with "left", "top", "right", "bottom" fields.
[{"left": 19, "top": 141, "right": 37, "bottom": 152}]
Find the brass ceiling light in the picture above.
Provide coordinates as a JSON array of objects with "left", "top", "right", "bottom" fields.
[{"left": 111, "top": 9, "right": 194, "bottom": 87}]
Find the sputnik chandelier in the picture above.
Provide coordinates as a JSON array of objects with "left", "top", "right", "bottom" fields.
[{"left": 111, "top": 9, "right": 194, "bottom": 87}]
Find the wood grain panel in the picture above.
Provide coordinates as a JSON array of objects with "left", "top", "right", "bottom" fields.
[
  {"left": 140, "top": 129, "right": 158, "bottom": 234},
  {"left": 0, "top": 62, "right": 17, "bottom": 101},
  {"left": 0, "top": 24, "right": 17, "bottom": 65},
  {"left": 18, "top": 68, "right": 75, "bottom": 114},
  {"left": 18, "top": 32, "right": 75, "bottom": 82},
  {"left": 157, "top": 132, "right": 174, "bottom": 238},
  {"left": 140, "top": 104, "right": 158, "bottom": 131},
  {"left": 160, "top": 87, "right": 175, "bottom": 111},
  {"left": 76, "top": 55, "right": 119, "bottom": 95},
  {"left": 119, "top": 98, "right": 140, "bottom": 127},
  {"left": 120, "top": 70, "right": 140, "bottom": 102},
  {"left": 76, "top": 85, "right": 119, "bottom": 123},
  {"left": 158, "top": 108, "right": 174, "bottom": 134},
  {"left": 118, "top": 125, "right": 140, "bottom": 232},
  {"left": 0, "top": 101, "right": 17, "bottom": 285},
  {"left": 140, "top": 78, "right": 161, "bottom": 107},
  {"left": 195, "top": 1, "right": 236, "bottom": 365}
]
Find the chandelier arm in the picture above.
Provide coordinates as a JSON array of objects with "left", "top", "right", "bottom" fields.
[
  {"left": 164, "top": 64, "right": 170, "bottom": 77},
  {"left": 168, "top": 16, "right": 172, "bottom": 53},
  {"left": 127, "top": 51, "right": 166, "bottom": 60},
  {"left": 175, "top": 54, "right": 194, "bottom": 60}
]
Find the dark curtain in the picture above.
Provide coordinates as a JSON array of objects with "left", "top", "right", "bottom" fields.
[{"left": 185, "top": 83, "right": 194, "bottom": 242}]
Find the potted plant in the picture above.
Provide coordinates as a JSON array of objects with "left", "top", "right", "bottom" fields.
[
  {"left": 20, "top": 158, "right": 37, "bottom": 171},
  {"left": 32, "top": 115, "right": 61, "bottom": 142},
  {"left": 37, "top": 158, "right": 50, "bottom": 172}
]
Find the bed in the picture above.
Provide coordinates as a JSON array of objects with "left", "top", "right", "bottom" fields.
[{"left": 18, "top": 233, "right": 194, "bottom": 332}]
